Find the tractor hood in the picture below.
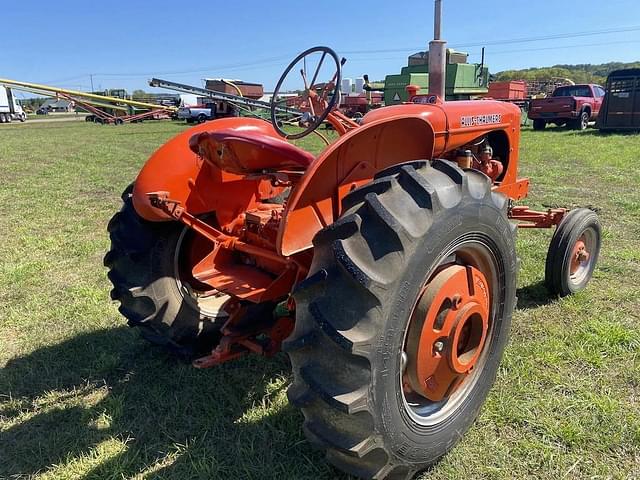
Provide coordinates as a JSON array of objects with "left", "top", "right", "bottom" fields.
[{"left": 361, "top": 100, "right": 521, "bottom": 157}]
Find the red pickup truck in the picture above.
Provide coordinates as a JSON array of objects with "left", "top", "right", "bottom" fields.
[{"left": 528, "top": 84, "right": 606, "bottom": 130}]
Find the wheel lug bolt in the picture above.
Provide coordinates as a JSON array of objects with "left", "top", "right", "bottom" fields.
[
  {"left": 452, "top": 294, "right": 462, "bottom": 309},
  {"left": 434, "top": 341, "right": 445, "bottom": 353},
  {"left": 401, "top": 352, "right": 408, "bottom": 372}
]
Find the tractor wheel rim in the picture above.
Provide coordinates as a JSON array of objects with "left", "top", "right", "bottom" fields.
[
  {"left": 405, "top": 265, "right": 489, "bottom": 402},
  {"left": 175, "top": 227, "right": 229, "bottom": 317},
  {"left": 400, "top": 240, "right": 498, "bottom": 426},
  {"left": 569, "top": 229, "right": 596, "bottom": 285}
]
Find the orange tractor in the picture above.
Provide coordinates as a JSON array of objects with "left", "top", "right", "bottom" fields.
[{"left": 105, "top": 44, "right": 601, "bottom": 478}]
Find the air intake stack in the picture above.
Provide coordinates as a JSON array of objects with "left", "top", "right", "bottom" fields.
[{"left": 428, "top": 0, "right": 446, "bottom": 100}]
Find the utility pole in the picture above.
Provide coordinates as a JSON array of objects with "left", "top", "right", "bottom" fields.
[
  {"left": 428, "top": 0, "right": 446, "bottom": 100},
  {"left": 89, "top": 74, "right": 94, "bottom": 93}
]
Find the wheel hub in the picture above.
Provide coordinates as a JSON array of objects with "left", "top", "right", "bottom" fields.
[
  {"left": 570, "top": 235, "right": 590, "bottom": 275},
  {"left": 405, "top": 265, "right": 490, "bottom": 402}
]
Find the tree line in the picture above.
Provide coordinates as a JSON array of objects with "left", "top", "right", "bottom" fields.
[{"left": 493, "top": 61, "right": 640, "bottom": 85}]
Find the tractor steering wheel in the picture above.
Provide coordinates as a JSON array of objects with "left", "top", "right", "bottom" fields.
[{"left": 270, "top": 46, "right": 342, "bottom": 140}]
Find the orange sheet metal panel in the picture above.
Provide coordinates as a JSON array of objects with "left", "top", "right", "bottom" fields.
[
  {"left": 132, "top": 117, "right": 281, "bottom": 226},
  {"left": 278, "top": 100, "right": 523, "bottom": 256}
]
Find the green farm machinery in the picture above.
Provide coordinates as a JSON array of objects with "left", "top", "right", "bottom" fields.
[{"left": 383, "top": 49, "right": 489, "bottom": 104}]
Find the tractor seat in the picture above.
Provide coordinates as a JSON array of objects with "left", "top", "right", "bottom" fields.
[{"left": 189, "top": 128, "right": 315, "bottom": 175}]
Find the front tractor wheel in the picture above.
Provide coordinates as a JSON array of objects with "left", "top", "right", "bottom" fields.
[
  {"left": 286, "top": 160, "right": 518, "bottom": 479},
  {"left": 545, "top": 208, "right": 601, "bottom": 297},
  {"left": 104, "top": 184, "right": 228, "bottom": 357}
]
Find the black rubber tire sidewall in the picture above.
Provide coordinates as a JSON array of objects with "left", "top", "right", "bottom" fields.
[
  {"left": 106, "top": 185, "right": 223, "bottom": 355},
  {"left": 287, "top": 162, "right": 518, "bottom": 478},
  {"left": 533, "top": 119, "right": 546, "bottom": 130},
  {"left": 579, "top": 111, "right": 589, "bottom": 130},
  {"left": 144, "top": 226, "right": 201, "bottom": 341},
  {"left": 372, "top": 199, "right": 517, "bottom": 464},
  {"left": 571, "top": 111, "right": 589, "bottom": 130},
  {"left": 544, "top": 208, "right": 601, "bottom": 296}
]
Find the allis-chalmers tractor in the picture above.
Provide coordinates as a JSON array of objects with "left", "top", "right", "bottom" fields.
[{"left": 105, "top": 44, "right": 601, "bottom": 478}]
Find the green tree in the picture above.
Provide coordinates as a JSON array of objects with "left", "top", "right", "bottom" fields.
[{"left": 493, "top": 61, "right": 640, "bottom": 85}]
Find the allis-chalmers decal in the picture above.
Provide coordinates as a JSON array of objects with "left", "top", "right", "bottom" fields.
[{"left": 460, "top": 114, "right": 502, "bottom": 127}]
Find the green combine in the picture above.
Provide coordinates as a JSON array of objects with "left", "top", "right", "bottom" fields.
[{"left": 382, "top": 49, "right": 489, "bottom": 104}]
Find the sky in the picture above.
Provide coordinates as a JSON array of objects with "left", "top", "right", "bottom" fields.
[{"left": 2, "top": 0, "right": 640, "bottom": 96}]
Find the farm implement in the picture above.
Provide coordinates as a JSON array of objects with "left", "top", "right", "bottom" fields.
[
  {"left": 0, "top": 78, "right": 176, "bottom": 124},
  {"left": 149, "top": 76, "right": 327, "bottom": 124},
  {"left": 149, "top": 77, "right": 300, "bottom": 117},
  {"left": 105, "top": 6, "right": 601, "bottom": 478}
]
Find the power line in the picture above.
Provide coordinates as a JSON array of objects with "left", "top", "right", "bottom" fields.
[
  {"left": 96, "top": 24, "right": 640, "bottom": 78},
  {"left": 92, "top": 54, "right": 295, "bottom": 77},
  {"left": 342, "top": 25, "right": 640, "bottom": 55},
  {"left": 483, "top": 38, "right": 640, "bottom": 56},
  {"left": 25, "top": 24, "right": 640, "bottom": 86},
  {"left": 345, "top": 39, "right": 640, "bottom": 66},
  {"left": 39, "top": 74, "right": 90, "bottom": 84},
  {"left": 454, "top": 25, "right": 640, "bottom": 48}
]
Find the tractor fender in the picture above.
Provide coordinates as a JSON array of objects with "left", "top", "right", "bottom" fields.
[
  {"left": 278, "top": 101, "right": 521, "bottom": 256},
  {"left": 132, "top": 117, "right": 282, "bottom": 226},
  {"left": 278, "top": 114, "right": 437, "bottom": 256}
]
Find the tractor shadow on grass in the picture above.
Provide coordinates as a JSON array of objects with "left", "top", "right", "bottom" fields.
[
  {"left": 579, "top": 129, "right": 640, "bottom": 137},
  {"left": 531, "top": 127, "right": 640, "bottom": 137},
  {"left": 0, "top": 283, "right": 557, "bottom": 479},
  {"left": 516, "top": 280, "right": 556, "bottom": 310},
  {"left": 0, "top": 327, "right": 341, "bottom": 480}
]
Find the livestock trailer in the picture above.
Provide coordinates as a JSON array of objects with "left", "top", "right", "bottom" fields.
[{"left": 597, "top": 68, "right": 640, "bottom": 131}]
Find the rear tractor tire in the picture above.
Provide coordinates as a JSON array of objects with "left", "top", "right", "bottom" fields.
[
  {"left": 545, "top": 208, "right": 601, "bottom": 297},
  {"left": 286, "top": 160, "right": 518, "bottom": 479},
  {"left": 104, "top": 184, "right": 228, "bottom": 357}
]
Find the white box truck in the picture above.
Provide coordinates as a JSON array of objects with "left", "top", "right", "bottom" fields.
[{"left": 0, "top": 86, "right": 26, "bottom": 123}]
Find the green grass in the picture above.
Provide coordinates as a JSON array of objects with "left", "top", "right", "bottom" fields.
[{"left": 1, "top": 120, "right": 639, "bottom": 479}]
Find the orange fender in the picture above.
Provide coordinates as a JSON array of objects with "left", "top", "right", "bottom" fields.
[
  {"left": 277, "top": 100, "right": 523, "bottom": 256},
  {"left": 278, "top": 115, "right": 437, "bottom": 256},
  {"left": 132, "top": 118, "right": 282, "bottom": 226}
]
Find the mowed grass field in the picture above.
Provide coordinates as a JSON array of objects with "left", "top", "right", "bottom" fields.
[{"left": 1, "top": 118, "right": 639, "bottom": 480}]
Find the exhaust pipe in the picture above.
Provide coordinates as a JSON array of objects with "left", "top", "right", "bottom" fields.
[{"left": 428, "top": 0, "right": 446, "bottom": 100}]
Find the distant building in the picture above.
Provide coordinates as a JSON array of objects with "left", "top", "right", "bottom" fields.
[{"left": 41, "top": 98, "right": 74, "bottom": 112}]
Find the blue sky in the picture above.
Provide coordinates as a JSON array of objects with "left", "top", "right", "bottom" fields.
[{"left": 2, "top": 0, "right": 639, "bottom": 95}]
